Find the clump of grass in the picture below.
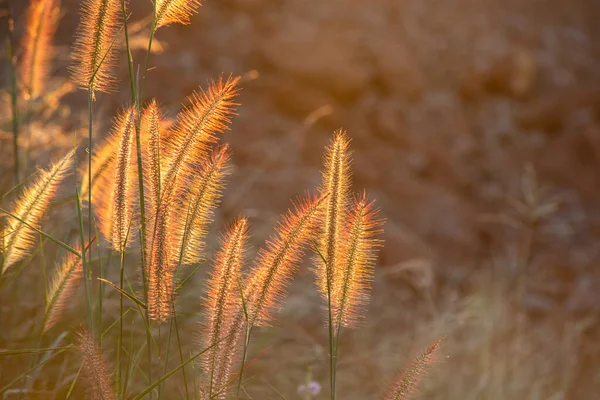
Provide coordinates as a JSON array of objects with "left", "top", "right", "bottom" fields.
[{"left": 0, "top": 1, "right": 449, "bottom": 399}]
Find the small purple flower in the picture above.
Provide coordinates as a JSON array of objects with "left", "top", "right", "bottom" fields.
[{"left": 298, "top": 381, "right": 321, "bottom": 397}]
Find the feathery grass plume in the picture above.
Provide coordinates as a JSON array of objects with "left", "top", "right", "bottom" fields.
[
  {"left": 155, "top": 0, "right": 202, "bottom": 29},
  {"left": 77, "top": 328, "right": 116, "bottom": 400},
  {"left": 95, "top": 109, "right": 136, "bottom": 250},
  {"left": 80, "top": 134, "right": 118, "bottom": 200},
  {"left": 176, "top": 146, "right": 231, "bottom": 265},
  {"left": 316, "top": 129, "right": 352, "bottom": 302},
  {"left": 70, "top": 0, "right": 120, "bottom": 98},
  {"left": 384, "top": 339, "right": 443, "bottom": 400},
  {"left": 43, "top": 250, "right": 83, "bottom": 333},
  {"left": 202, "top": 218, "right": 248, "bottom": 398},
  {"left": 141, "top": 100, "right": 163, "bottom": 216},
  {"left": 147, "top": 205, "right": 173, "bottom": 322},
  {"left": 161, "top": 75, "right": 239, "bottom": 198},
  {"left": 146, "top": 146, "right": 230, "bottom": 322},
  {"left": 210, "top": 194, "right": 328, "bottom": 394},
  {"left": 19, "top": 0, "right": 60, "bottom": 99},
  {"left": 1, "top": 150, "right": 74, "bottom": 273},
  {"left": 333, "top": 194, "right": 383, "bottom": 328},
  {"left": 245, "top": 193, "right": 328, "bottom": 327}
]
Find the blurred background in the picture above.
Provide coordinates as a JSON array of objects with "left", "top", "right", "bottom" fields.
[{"left": 2, "top": 0, "right": 600, "bottom": 398}]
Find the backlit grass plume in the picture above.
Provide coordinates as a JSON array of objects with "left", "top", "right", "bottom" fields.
[
  {"left": 213, "top": 194, "right": 328, "bottom": 394},
  {"left": 1, "top": 150, "right": 74, "bottom": 273},
  {"left": 80, "top": 134, "right": 118, "bottom": 200},
  {"left": 146, "top": 205, "right": 173, "bottom": 322},
  {"left": 333, "top": 194, "right": 382, "bottom": 328},
  {"left": 176, "top": 146, "right": 231, "bottom": 265},
  {"left": 19, "top": 0, "right": 60, "bottom": 99},
  {"left": 146, "top": 146, "right": 230, "bottom": 322},
  {"left": 70, "top": 0, "right": 120, "bottom": 98},
  {"left": 155, "top": 0, "right": 203, "bottom": 29},
  {"left": 246, "top": 193, "right": 328, "bottom": 326},
  {"left": 202, "top": 218, "right": 248, "bottom": 398},
  {"left": 161, "top": 76, "right": 239, "bottom": 199},
  {"left": 384, "top": 339, "right": 443, "bottom": 400},
  {"left": 141, "top": 100, "right": 163, "bottom": 216},
  {"left": 77, "top": 328, "right": 115, "bottom": 400},
  {"left": 316, "top": 129, "right": 352, "bottom": 302},
  {"left": 43, "top": 250, "right": 82, "bottom": 333},
  {"left": 95, "top": 109, "right": 136, "bottom": 250}
]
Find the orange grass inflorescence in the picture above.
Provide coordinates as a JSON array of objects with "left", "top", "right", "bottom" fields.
[
  {"left": 70, "top": 0, "right": 121, "bottom": 98},
  {"left": 316, "top": 129, "right": 352, "bottom": 307},
  {"left": 19, "top": 0, "right": 60, "bottom": 99},
  {"left": 77, "top": 328, "right": 116, "bottom": 400},
  {"left": 384, "top": 339, "right": 443, "bottom": 400},
  {"left": 146, "top": 147, "right": 231, "bottom": 322},
  {"left": 43, "top": 250, "right": 83, "bottom": 333},
  {"left": 95, "top": 108, "right": 137, "bottom": 251},
  {"left": 155, "top": 0, "right": 203, "bottom": 29},
  {"left": 333, "top": 193, "right": 383, "bottom": 329},
  {"left": 202, "top": 218, "right": 248, "bottom": 398},
  {"left": 245, "top": 193, "right": 329, "bottom": 327},
  {"left": 1, "top": 150, "right": 74, "bottom": 273}
]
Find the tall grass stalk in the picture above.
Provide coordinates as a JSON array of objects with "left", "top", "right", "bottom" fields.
[
  {"left": 5, "top": 4, "right": 20, "bottom": 185},
  {"left": 76, "top": 187, "right": 94, "bottom": 334},
  {"left": 116, "top": 221, "right": 132, "bottom": 397},
  {"left": 312, "top": 241, "right": 336, "bottom": 400}
]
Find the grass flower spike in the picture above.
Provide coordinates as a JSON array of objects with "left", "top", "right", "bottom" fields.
[
  {"left": 141, "top": 100, "right": 163, "bottom": 216},
  {"left": 43, "top": 250, "right": 82, "bottom": 333},
  {"left": 70, "top": 0, "right": 120, "bottom": 98},
  {"left": 95, "top": 109, "right": 136, "bottom": 250},
  {"left": 317, "top": 129, "right": 352, "bottom": 303},
  {"left": 176, "top": 146, "right": 231, "bottom": 265},
  {"left": 2, "top": 150, "right": 74, "bottom": 273},
  {"left": 161, "top": 75, "right": 239, "bottom": 198},
  {"left": 19, "top": 0, "right": 60, "bottom": 99},
  {"left": 155, "top": 0, "right": 203, "bottom": 29},
  {"left": 80, "top": 134, "right": 118, "bottom": 200},
  {"left": 77, "top": 328, "right": 116, "bottom": 400},
  {"left": 203, "top": 218, "right": 248, "bottom": 398},
  {"left": 246, "top": 193, "right": 328, "bottom": 326},
  {"left": 334, "top": 194, "right": 383, "bottom": 328},
  {"left": 384, "top": 339, "right": 443, "bottom": 400}
]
